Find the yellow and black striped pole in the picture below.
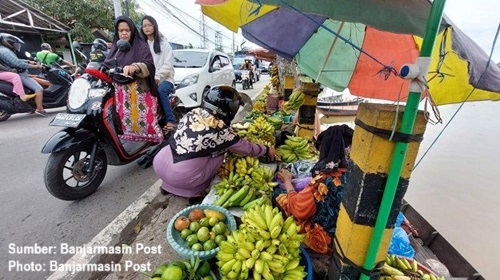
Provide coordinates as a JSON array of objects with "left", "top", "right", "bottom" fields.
[{"left": 329, "top": 103, "right": 427, "bottom": 279}]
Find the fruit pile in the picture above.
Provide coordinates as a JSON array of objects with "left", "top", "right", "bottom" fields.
[
  {"left": 147, "top": 256, "right": 214, "bottom": 280},
  {"left": 270, "top": 65, "right": 279, "bottom": 88},
  {"left": 278, "top": 136, "right": 316, "bottom": 163},
  {"left": 382, "top": 254, "right": 445, "bottom": 280},
  {"left": 174, "top": 208, "right": 231, "bottom": 252},
  {"left": 216, "top": 205, "right": 307, "bottom": 280},
  {"left": 245, "top": 116, "right": 276, "bottom": 147},
  {"left": 214, "top": 156, "right": 277, "bottom": 209},
  {"left": 282, "top": 89, "right": 305, "bottom": 113}
]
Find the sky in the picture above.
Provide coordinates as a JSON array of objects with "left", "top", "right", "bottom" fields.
[{"left": 136, "top": 0, "right": 500, "bottom": 62}]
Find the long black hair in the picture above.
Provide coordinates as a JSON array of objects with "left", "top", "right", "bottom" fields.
[{"left": 141, "top": 15, "right": 162, "bottom": 54}]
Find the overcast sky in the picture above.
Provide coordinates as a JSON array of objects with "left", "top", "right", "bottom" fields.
[{"left": 136, "top": 0, "right": 499, "bottom": 62}]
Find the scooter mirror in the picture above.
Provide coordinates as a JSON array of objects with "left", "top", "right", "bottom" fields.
[{"left": 116, "top": 40, "right": 131, "bottom": 53}]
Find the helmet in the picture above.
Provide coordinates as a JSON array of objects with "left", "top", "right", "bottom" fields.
[
  {"left": 40, "top": 43, "right": 52, "bottom": 51},
  {"left": 0, "top": 33, "right": 24, "bottom": 52},
  {"left": 92, "top": 38, "right": 108, "bottom": 52},
  {"left": 201, "top": 85, "right": 243, "bottom": 125}
]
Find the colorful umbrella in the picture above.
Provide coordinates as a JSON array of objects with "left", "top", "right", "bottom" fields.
[
  {"left": 197, "top": 1, "right": 500, "bottom": 105},
  {"left": 246, "top": 47, "right": 276, "bottom": 61}
]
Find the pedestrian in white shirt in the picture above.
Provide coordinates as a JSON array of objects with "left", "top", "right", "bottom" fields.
[{"left": 141, "top": 15, "right": 176, "bottom": 131}]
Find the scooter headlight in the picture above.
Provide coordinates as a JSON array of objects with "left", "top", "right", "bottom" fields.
[{"left": 68, "top": 78, "right": 91, "bottom": 109}]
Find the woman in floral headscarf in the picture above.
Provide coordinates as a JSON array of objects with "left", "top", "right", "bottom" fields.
[
  {"left": 103, "top": 16, "right": 163, "bottom": 143},
  {"left": 153, "top": 85, "right": 279, "bottom": 198}
]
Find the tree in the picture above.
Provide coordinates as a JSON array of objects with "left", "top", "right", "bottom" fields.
[{"left": 26, "top": 0, "right": 144, "bottom": 42}]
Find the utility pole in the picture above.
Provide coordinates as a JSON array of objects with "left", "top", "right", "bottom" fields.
[
  {"left": 112, "top": 0, "right": 122, "bottom": 19},
  {"left": 215, "top": 31, "right": 222, "bottom": 52},
  {"left": 125, "top": 0, "right": 130, "bottom": 17},
  {"left": 232, "top": 33, "right": 235, "bottom": 54},
  {"left": 199, "top": 15, "right": 208, "bottom": 49}
]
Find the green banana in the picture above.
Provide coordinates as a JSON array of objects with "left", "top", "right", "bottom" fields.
[{"left": 214, "top": 189, "right": 234, "bottom": 206}]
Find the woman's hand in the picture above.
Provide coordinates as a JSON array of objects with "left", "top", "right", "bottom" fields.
[
  {"left": 122, "top": 65, "right": 138, "bottom": 77},
  {"left": 267, "top": 146, "right": 280, "bottom": 161},
  {"left": 277, "top": 168, "right": 293, "bottom": 183}
]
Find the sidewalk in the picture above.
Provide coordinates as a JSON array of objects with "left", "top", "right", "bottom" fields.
[{"left": 47, "top": 87, "right": 264, "bottom": 280}]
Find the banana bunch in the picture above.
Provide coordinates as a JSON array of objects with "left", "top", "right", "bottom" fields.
[
  {"left": 246, "top": 117, "right": 276, "bottom": 147},
  {"left": 235, "top": 156, "right": 260, "bottom": 177},
  {"left": 282, "top": 90, "right": 305, "bottom": 113},
  {"left": 249, "top": 166, "right": 279, "bottom": 194},
  {"left": 380, "top": 255, "right": 445, "bottom": 280},
  {"left": 217, "top": 205, "right": 306, "bottom": 280},
  {"left": 271, "top": 76, "right": 280, "bottom": 88},
  {"left": 217, "top": 157, "right": 237, "bottom": 179},
  {"left": 252, "top": 99, "right": 266, "bottom": 113},
  {"left": 278, "top": 136, "right": 315, "bottom": 163},
  {"left": 270, "top": 65, "right": 278, "bottom": 76}
]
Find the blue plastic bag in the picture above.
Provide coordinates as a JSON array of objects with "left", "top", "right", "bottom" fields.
[{"left": 388, "top": 227, "right": 415, "bottom": 259}]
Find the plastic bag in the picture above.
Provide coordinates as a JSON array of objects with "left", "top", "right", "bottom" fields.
[
  {"left": 388, "top": 227, "right": 415, "bottom": 259},
  {"left": 276, "top": 176, "right": 312, "bottom": 192},
  {"left": 396, "top": 212, "right": 405, "bottom": 227}
]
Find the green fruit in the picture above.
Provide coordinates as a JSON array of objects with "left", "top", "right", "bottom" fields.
[
  {"left": 209, "top": 231, "right": 216, "bottom": 241},
  {"left": 197, "top": 227, "right": 210, "bottom": 243},
  {"left": 191, "top": 243, "right": 203, "bottom": 251},
  {"left": 153, "top": 264, "right": 169, "bottom": 277},
  {"left": 161, "top": 265, "right": 183, "bottom": 280},
  {"left": 203, "top": 240, "right": 216, "bottom": 251},
  {"left": 213, "top": 222, "right": 227, "bottom": 235},
  {"left": 199, "top": 217, "right": 210, "bottom": 228},
  {"left": 197, "top": 261, "right": 211, "bottom": 276},
  {"left": 202, "top": 275, "right": 214, "bottom": 280},
  {"left": 180, "top": 229, "right": 192, "bottom": 239},
  {"left": 168, "top": 261, "right": 186, "bottom": 271},
  {"left": 189, "top": 221, "right": 201, "bottom": 232},
  {"left": 185, "top": 234, "right": 198, "bottom": 247},
  {"left": 214, "top": 234, "right": 226, "bottom": 245},
  {"left": 208, "top": 216, "right": 219, "bottom": 227}
]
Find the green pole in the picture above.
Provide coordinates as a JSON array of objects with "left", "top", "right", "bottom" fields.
[
  {"left": 359, "top": 0, "right": 447, "bottom": 279},
  {"left": 68, "top": 32, "right": 77, "bottom": 66}
]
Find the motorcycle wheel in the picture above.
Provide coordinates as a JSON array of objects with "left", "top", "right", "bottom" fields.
[
  {"left": 44, "top": 144, "right": 107, "bottom": 200},
  {"left": 0, "top": 110, "right": 12, "bottom": 122}
]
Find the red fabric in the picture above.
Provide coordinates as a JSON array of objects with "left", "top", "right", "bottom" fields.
[{"left": 348, "top": 27, "right": 420, "bottom": 102}]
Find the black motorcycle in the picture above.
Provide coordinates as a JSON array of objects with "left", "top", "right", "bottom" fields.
[
  {"left": 41, "top": 40, "right": 162, "bottom": 201},
  {"left": 0, "top": 63, "right": 72, "bottom": 121}
]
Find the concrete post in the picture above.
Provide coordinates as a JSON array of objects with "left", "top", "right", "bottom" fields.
[{"left": 329, "top": 103, "right": 427, "bottom": 279}]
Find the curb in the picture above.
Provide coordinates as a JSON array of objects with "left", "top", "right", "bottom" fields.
[{"left": 48, "top": 180, "right": 168, "bottom": 280}]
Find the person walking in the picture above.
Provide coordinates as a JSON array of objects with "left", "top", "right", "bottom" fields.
[{"left": 141, "top": 15, "right": 177, "bottom": 132}]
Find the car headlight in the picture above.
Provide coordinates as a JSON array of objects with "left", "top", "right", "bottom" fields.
[
  {"left": 68, "top": 78, "right": 91, "bottom": 109},
  {"left": 177, "top": 74, "right": 199, "bottom": 89}
]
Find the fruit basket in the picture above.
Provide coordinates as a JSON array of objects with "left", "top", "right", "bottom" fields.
[{"left": 166, "top": 204, "right": 237, "bottom": 260}]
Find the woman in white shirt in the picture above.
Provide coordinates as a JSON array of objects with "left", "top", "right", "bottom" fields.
[{"left": 141, "top": 15, "right": 176, "bottom": 131}]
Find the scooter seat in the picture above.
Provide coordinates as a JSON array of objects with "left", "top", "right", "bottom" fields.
[{"left": 0, "top": 81, "right": 15, "bottom": 97}]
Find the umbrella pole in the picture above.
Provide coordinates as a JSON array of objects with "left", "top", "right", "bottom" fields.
[
  {"left": 359, "top": 0, "right": 446, "bottom": 279},
  {"left": 316, "top": 21, "right": 345, "bottom": 82}
]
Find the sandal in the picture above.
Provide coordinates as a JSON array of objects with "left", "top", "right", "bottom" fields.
[
  {"left": 164, "top": 122, "right": 176, "bottom": 131},
  {"left": 34, "top": 110, "right": 48, "bottom": 117}
]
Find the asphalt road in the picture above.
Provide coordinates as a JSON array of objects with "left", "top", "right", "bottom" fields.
[{"left": 0, "top": 75, "right": 269, "bottom": 279}]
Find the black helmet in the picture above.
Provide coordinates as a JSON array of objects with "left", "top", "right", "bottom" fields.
[
  {"left": 202, "top": 85, "right": 243, "bottom": 125},
  {"left": 41, "top": 43, "right": 51, "bottom": 50},
  {"left": 0, "top": 33, "right": 24, "bottom": 52},
  {"left": 92, "top": 38, "right": 108, "bottom": 52}
]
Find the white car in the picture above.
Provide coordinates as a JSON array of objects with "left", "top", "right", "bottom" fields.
[{"left": 173, "top": 49, "right": 236, "bottom": 108}]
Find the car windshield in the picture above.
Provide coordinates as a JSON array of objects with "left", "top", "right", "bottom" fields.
[
  {"left": 173, "top": 51, "right": 208, "bottom": 68},
  {"left": 233, "top": 57, "right": 245, "bottom": 65}
]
